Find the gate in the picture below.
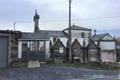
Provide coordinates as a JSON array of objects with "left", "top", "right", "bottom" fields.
[
  {"left": 22, "top": 41, "right": 46, "bottom": 61},
  {"left": 0, "top": 36, "right": 8, "bottom": 68}
]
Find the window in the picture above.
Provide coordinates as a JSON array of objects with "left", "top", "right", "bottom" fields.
[
  {"left": 81, "top": 32, "right": 85, "bottom": 38},
  {"left": 53, "top": 37, "right": 57, "bottom": 42}
]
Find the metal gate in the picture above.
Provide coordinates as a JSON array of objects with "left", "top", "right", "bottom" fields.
[
  {"left": 0, "top": 36, "right": 8, "bottom": 68},
  {"left": 22, "top": 41, "right": 46, "bottom": 61}
]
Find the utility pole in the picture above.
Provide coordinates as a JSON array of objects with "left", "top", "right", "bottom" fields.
[
  {"left": 68, "top": 0, "right": 72, "bottom": 62},
  {"left": 13, "top": 22, "right": 16, "bottom": 39},
  {"left": 14, "top": 22, "right": 16, "bottom": 32}
]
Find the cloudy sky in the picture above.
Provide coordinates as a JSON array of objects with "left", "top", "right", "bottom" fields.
[{"left": 0, "top": 0, "right": 120, "bottom": 36}]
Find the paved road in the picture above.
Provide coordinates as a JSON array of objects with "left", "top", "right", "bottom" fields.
[{"left": 0, "top": 66, "right": 120, "bottom": 80}]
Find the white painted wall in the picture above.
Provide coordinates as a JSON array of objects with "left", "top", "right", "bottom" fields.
[
  {"left": 50, "top": 37, "right": 68, "bottom": 47},
  {"left": 72, "top": 38, "right": 89, "bottom": 47},
  {"left": 59, "top": 37, "right": 68, "bottom": 47},
  {"left": 18, "top": 41, "right": 22, "bottom": 59},
  {"left": 50, "top": 37, "right": 53, "bottom": 44},
  {"left": 51, "top": 37, "right": 89, "bottom": 47},
  {"left": 71, "top": 30, "right": 91, "bottom": 38},
  {"left": 64, "top": 30, "right": 68, "bottom": 34},
  {"left": 64, "top": 30, "right": 91, "bottom": 39},
  {"left": 100, "top": 42, "right": 115, "bottom": 50},
  {"left": 95, "top": 42, "right": 98, "bottom": 45},
  {"left": 50, "top": 37, "right": 59, "bottom": 45}
]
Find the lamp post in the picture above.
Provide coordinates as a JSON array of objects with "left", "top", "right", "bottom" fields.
[{"left": 68, "top": 0, "right": 72, "bottom": 62}]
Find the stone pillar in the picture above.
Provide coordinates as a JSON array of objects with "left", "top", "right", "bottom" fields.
[
  {"left": 18, "top": 41, "right": 22, "bottom": 59},
  {"left": 46, "top": 41, "right": 50, "bottom": 59},
  {"left": 8, "top": 36, "right": 11, "bottom": 64}
]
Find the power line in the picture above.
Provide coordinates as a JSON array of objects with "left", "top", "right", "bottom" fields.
[
  {"left": 72, "top": 16, "right": 120, "bottom": 21},
  {"left": 15, "top": 15, "right": 120, "bottom": 23}
]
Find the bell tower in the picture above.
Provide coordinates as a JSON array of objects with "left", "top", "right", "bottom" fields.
[{"left": 33, "top": 10, "right": 40, "bottom": 32}]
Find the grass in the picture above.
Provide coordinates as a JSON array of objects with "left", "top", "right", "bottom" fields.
[{"left": 48, "top": 63, "right": 120, "bottom": 70}]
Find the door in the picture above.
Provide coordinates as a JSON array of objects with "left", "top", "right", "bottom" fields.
[
  {"left": 88, "top": 49, "right": 98, "bottom": 62},
  {"left": 0, "top": 36, "right": 8, "bottom": 68}
]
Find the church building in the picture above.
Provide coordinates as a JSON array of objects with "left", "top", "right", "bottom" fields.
[{"left": 17, "top": 11, "right": 116, "bottom": 63}]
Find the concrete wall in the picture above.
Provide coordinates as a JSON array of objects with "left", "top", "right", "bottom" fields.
[
  {"left": 101, "top": 51, "right": 116, "bottom": 62},
  {"left": 100, "top": 41, "right": 116, "bottom": 62}
]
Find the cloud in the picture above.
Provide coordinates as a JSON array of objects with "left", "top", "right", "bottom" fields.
[{"left": 0, "top": 0, "right": 120, "bottom": 36}]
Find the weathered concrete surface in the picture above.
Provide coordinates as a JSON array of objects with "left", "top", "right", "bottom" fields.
[
  {"left": 0, "top": 66, "right": 119, "bottom": 80},
  {"left": 28, "top": 61, "right": 40, "bottom": 68}
]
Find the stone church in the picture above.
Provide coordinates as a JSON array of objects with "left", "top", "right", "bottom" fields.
[{"left": 18, "top": 11, "right": 116, "bottom": 63}]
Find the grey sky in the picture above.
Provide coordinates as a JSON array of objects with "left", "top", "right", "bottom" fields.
[{"left": 0, "top": 0, "right": 120, "bottom": 36}]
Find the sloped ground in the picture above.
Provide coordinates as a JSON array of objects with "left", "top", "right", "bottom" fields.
[{"left": 0, "top": 65, "right": 120, "bottom": 80}]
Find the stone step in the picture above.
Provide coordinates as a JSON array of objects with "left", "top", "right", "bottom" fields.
[{"left": 28, "top": 60, "right": 40, "bottom": 68}]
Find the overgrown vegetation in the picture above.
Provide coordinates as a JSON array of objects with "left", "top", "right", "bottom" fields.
[
  {"left": 10, "top": 60, "right": 28, "bottom": 68},
  {"left": 9, "top": 59, "right": 120, "bottom": 70}
]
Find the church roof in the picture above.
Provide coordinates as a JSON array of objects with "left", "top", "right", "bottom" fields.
[
  {"left": 36, "top": 30, "right": 67, "bottom": 37},
  {"left": 20, "top": 30, "right": 67, "bottom": 40},
  {"left": 64, "top": 24, "right": 92, "bottom": 31},
  {"left": 20, "top": 32, "right": 49, "bottom": 41}
]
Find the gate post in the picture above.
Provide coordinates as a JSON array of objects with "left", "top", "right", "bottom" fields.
[{"left": 18, "top": 41, "right": 22, "bottom": 59}]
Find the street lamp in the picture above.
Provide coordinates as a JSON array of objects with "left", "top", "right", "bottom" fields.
[{"left": 68, "top": 0, "right": 72, "bottom": 62}]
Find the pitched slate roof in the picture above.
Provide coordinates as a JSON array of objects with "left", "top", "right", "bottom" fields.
[
  {"left": 52, "top": 38, "right": 66, "bottom": 48},
  {"left": 87, "top": 39, "right": 99, "bottom": 48},
  {"left": 64, "top": 24, "right": 92, "bottom": 31},
  {"left": 71, "top": 38, "right": 89, "bottom": 47},
  {"left": 20, "top": 30, "right": 67, "bottom": 40},
  {"left": 92, "top": 33, "right": 109, "bottom": 41},
  {"left": 20, "top": 32, "right": 49, "bottom": 40},
  {"left": 36, "top": 30, "right": 67, "bottom": 37}
]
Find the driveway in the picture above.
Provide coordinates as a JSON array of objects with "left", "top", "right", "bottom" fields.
[{"left": 0, "top": 65, "right": 120, "bottom": 80}]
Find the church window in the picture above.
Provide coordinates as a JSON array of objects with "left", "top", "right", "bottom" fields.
[{"left": 81, "top": 32, "right": 85, "bottom": 38}]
